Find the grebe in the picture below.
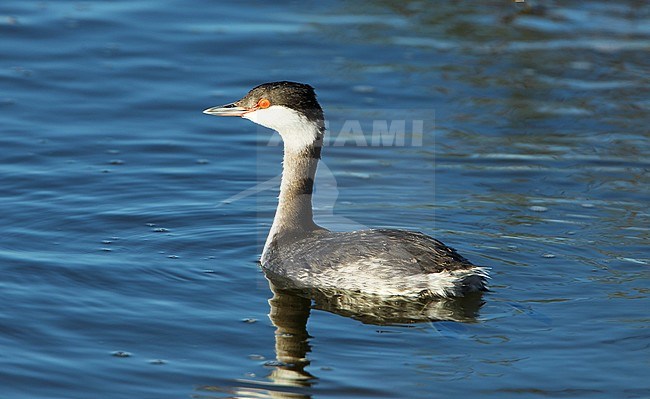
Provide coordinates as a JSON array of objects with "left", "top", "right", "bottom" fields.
[{"left": 204, "top": 81, "right": 488, "bottom": 298}]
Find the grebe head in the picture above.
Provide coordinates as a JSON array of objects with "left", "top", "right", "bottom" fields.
[{"left": 204, "top": 81, "right": 324, "bottom": 152}]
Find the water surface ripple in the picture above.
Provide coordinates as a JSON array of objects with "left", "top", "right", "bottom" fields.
[{"left": 1, "top": 1, "right": 648, "bottom": 398}]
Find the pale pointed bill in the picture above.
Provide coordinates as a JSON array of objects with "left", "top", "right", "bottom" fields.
[{"left": 203, "top": 103, "right": 248, "bottom": 117}]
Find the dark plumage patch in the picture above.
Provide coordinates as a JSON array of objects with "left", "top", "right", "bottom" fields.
[
  {"left": 295, "top": 177, "right": 314, "bottom": 195},
  {"left": 237, "top": 81, "right": 325, "bottom": 126},
  {"left": 265, "top": 229, "right": 480, "bottom": 275},
  {"left": 300, "top": 142, "right": 321, "bottom": 160}
]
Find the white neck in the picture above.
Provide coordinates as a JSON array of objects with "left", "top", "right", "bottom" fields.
[{"left": 247, "top": 106, "right": 324, "bottom": 262}]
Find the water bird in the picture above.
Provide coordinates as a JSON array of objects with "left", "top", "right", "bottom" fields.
[{"left": 204, "top": 81, "right": 488, "bottom": 298}]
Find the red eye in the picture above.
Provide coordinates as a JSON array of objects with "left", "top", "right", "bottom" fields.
[{"left": 258, "top": 98, "right": 271, "bottom": 109}]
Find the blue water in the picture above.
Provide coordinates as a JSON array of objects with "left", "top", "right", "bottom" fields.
[{"left": 1, "top": 1, "right": 649, "bottom": 398}]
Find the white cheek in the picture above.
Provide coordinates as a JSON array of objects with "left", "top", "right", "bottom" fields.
[
  {"left": 243, "top": 105, "right": 299, "bottom": 130},
  {"left": 242, "top": 108, "right": 264, "bottom": 126},
  {"left": 243, "top": 105, "right": 319, "bottom": 151}
]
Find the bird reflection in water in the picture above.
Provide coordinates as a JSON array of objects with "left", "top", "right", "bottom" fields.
[{"left": 199, "top": 279, "right": 483, "bottom": 398}]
